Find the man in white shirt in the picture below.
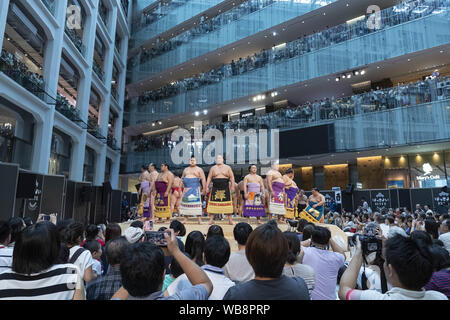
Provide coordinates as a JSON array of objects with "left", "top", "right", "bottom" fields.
[
  {"left": 168, "top": 235, "right": 234, "bottom": 300},
  {"left": 339, "top": 234, "right": 447, "bottom": 300},
  {"left": 439, "top": 219, "right": 450, "bottom": 253},
  {"left": 223, "top": 223, "right": 255, "bottom": 283},
  {"left": 0, "top": 221, "right": 13, "bottom": 273},
  {"left": 301, "top": 226, "right": 346, "bottom": 300}
]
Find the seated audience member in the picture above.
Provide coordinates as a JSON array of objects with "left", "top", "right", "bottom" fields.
[
  {"left": 0, "top": 221, "right": 13, "bottom": 273},
  {"left": 425, "top": 218, "right": 440, "bottom": 240},
  {"left": 339, "top": 235, "right": 448, "bottom": 300},
  {"left": 301, "top": 226, "right": 346, "bottom": 300},
  {"left": 124, "top": 227, "right": 145, "bottom": 244},
  {"left": 65, "top": 222, "right": 97, "bottom": 283},
  {"left": 0, "top": 222, "right": 84, "bottom": 300},
  {"left": 83, "top": 240, "right": 103, "bottom": 276},
  {"left": 283, "top": 232, "right": 315, "bottom": 294},
  {"left": 83, "top": 225, "right": 105, "bottom": 247},
  {"left": 8, "top": 217, "right": 25, "bottom": 248},
  {"left": 296, "top": 219, "right": 308, "bottom": 241},
  {"left": 387, "top": 226, "right": 408, "bottom": 239},
  {"left": 223, "top": 223, "right": 310, "bottom": 300},
  {"left": 87, "top": 237, "right": 129, "bottom": 300},
  {"left": 438, "top": 219, "right": 450, "bottom": 253},
  {"left": 164, "top": 220, "right": 187, "bottom": 274},
  {"left": 111, "top": 229, "right": 213, "bottom": 300},
  {"left": 424, "top": 245, "right": 450, "bottom": 299},
  {"left": 101, "top": 222, "right": 122, "bottom": 275},
  {"left": 223, "top": 223, "right": 255, "bottom": 283},
  {"left": 206, "top": 224, "right": 224, "bottom": 238},
  {"left": 168, "top": 236, "right": 234, "bottom": 300},
  {"left": 185, "top": 231, "right": 205, "bottom": 266},
  {"left": 163, "top": 252, "right": 191, "bottom": 291}
]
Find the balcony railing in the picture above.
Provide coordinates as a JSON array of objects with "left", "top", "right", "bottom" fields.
[
  {"left": 111, "top": 86, "right": 119, "bottom": 102},
  {"left": 135, "top": 0, "right": 449, "bottom": 106},
  {"left": 121, "top": 0, "right": 129, "bottom": 17},
  {"left": 55, "top": 94, "right": 88, "bottom": 129},
  {"left": 107, "top": 134, "right": 121, "bottom": 151},
  {"left": 93, "top": 61, "right": 105, "bottom": 83},
  {"left": 0, "top": 51, "right": 53, "bottom": 103},
  {"left": 41, "top": 0, "right": 56, "bottom": 15},
  {"left": 65, "top": 26, "right": 86, "bottom": 57},
  {"left": 87, "top": 118, "right": 107, "bottom": 142}
]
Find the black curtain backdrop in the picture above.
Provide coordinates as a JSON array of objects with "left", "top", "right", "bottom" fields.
[{"left": 0, "top": 163, "right": 19, "bottom": 221}]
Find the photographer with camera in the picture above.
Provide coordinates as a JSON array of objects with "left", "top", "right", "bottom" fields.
[
  {"left": 339, "top": 234, "right": 448, "bottom": 300},
  {"left": 350, "top": 223, "right": 391, "bottom": 293}
]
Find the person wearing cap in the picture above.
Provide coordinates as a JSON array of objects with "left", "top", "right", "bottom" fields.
[{"left": 124, "top": 227, "right": 145, "bottom": 244}]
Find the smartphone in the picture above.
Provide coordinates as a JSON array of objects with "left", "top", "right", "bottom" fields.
[
  {"left": 42, "top": 215, "right": 51, "bottom": 221},
  {"left": 145, "top": 231, "right": 168, "bottom": 247}
]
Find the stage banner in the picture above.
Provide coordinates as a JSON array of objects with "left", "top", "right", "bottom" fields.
[
  {"left": 110, "top": 190, "right": 122, "bottom": 223},
  {"left": 432, "top": 188, "right": 449, "bottom": 214},
  {"left": 64, "top": 181, "right": 76, "bottom": 220},
  {"left": 370, "top": 189, "right": 391, "bottom": 212},
  {"left": 389, "top": 189, "right": 399, "bottom": 210}
]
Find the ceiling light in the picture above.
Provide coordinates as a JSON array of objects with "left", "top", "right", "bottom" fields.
[
  {"left": 347, "top": 74, "right": 352, "bottom": 79},
  {"left": 360, "top": 70, "right": 366, "bottom": 75},
  {"left": 272, "top": 31, "right": 277, "bottom": 36},
  {"left": 203, "top": 110, "right": 208, "bottom": 115},
  {"left": 152, "top": 123, "right": 155, "bottom": 127},
  {"left": 158, "top": 121, "right": 162, "bottom": 125},
  {"left": 194, "top": 111, "right": 200, "bottom": 116}
]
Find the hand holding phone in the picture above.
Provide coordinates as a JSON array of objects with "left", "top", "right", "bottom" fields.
[{"left": 164, "top": 229, "right": 180, "bottom": 256}]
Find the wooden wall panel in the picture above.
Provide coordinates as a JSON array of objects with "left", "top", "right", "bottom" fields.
[
  {"left": 324, "top": 164, "right": 349, "bottom": 190},
  {"left": 357, "top": 156, "right": 384, "bottom": 189},
  {"left": 300, "top": 167, "right": 314, "bottom": 191}
]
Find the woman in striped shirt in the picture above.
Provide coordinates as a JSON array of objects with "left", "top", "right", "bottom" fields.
[{"left": 0, "top": 221, "right": 84, "bottom": 300}]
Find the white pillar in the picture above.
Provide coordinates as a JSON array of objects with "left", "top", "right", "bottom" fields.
[
  {"left": 0, "top": 0, "right": 9, "bottom": 52},
  {"left": 69, "top": 132, "right": 87, "bottom": 181},
  {"left": 110, "top": 153, "right": 120, "bottom": 189},
  {"left": 98, "top": 6, "right": 118, "bottom": 138},
  {"left": 31, "top": 111, "right": 54, "bottom": 173}
]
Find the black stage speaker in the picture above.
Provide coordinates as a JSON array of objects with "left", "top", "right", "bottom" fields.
[
  {"left": 16, "top": 172, "right": 37, "bottom": 198},
  {"left": 345, "top": 184, "right": 354, "bottom": 194},
  {"left": 0, "top": 163, "right": 19, "bottom": 221}
]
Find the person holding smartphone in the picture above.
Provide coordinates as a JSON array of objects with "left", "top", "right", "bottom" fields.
[{"left": 112, "top": 229, "right": 213, "bottom": 300}]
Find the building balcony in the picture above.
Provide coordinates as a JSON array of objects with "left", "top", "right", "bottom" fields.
[
  {"left": 65, "top": 26, "right": 86, "bottom": 58},
  {"left": 55, "top": 94, "right": 88, "bottom": 129},
  {"left": 129, "top": 0, "right": 337, "bottom": 81},
  {"left": 129, "top": 3, "right": 450, "bottom": 124},
  {"left": 93, "top": 60, "right": 106, "bottom": 83},
  {"left": 130, "top": 0, "right": 224, "bottom": 49}
]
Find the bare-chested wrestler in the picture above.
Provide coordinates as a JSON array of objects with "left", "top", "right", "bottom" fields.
[
  {"left": 243, "top": 165, "right": 265, "bottom": 225},
  {"left": 171, "top": 174, "right": 182, "bottom": 216},
  {"left": 205, "top": 155, "right": 236, "bottom": 225},
  {"left": 307, "top": 187, "right": 326, "bottom": 223},
  {"left": 266, "top": 161, "right": 286, "bottom": 223},
  {"left": 148, "top": 163, "right": 159, "bottom": 221},
  {"left": 180, "top": 156, "right": 207, "bottom": 225},
  {"left": 283, "top": 168, "right": 299, "bottom": 220},
  {"left": 138, "top": 165, "right": 151, "bottom": 223},
  {"left": 151, "top": 163, "right": 174, "bottom": 223}
]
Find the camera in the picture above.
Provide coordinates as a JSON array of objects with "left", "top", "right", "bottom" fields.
[
  {"left": 287, "top": 219, "right": 298, "bottom": 228},
  {"left": 351, "top": 233, "right": 383, "bottom": 255},
  {"left": 145, "top": 231, "right": 168, "bottom": 247}
]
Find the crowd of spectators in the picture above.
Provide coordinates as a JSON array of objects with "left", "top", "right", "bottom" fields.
[
  {"left": 131, "top": 75, "right": 450, "bottom": 152},
  {"left": 132, "top": 0, "right": 445, "bottom": 104},
  {"left": 0, "top": 209, "right": 448, "bottom": 300}
]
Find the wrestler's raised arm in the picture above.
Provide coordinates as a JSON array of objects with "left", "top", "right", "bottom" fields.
[
  {"left": 267, "top": 173, "right": 274, "bottom": 196},
  {"left": 318, "top": 194, "right": 326, "bottom": 206}
]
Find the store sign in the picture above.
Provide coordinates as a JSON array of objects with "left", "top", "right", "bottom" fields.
[
  {"left": 416, "top": 163, "right": 441, "bottom": 181},
  {"left": 240, "top": 109, "right": 256, "bottom": 119},
  {"left": 372, "top": 192, "right": 389, "bottom": 210},
  {"left": 332, "top": 187, "right": 342, "bottom": 204}
]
